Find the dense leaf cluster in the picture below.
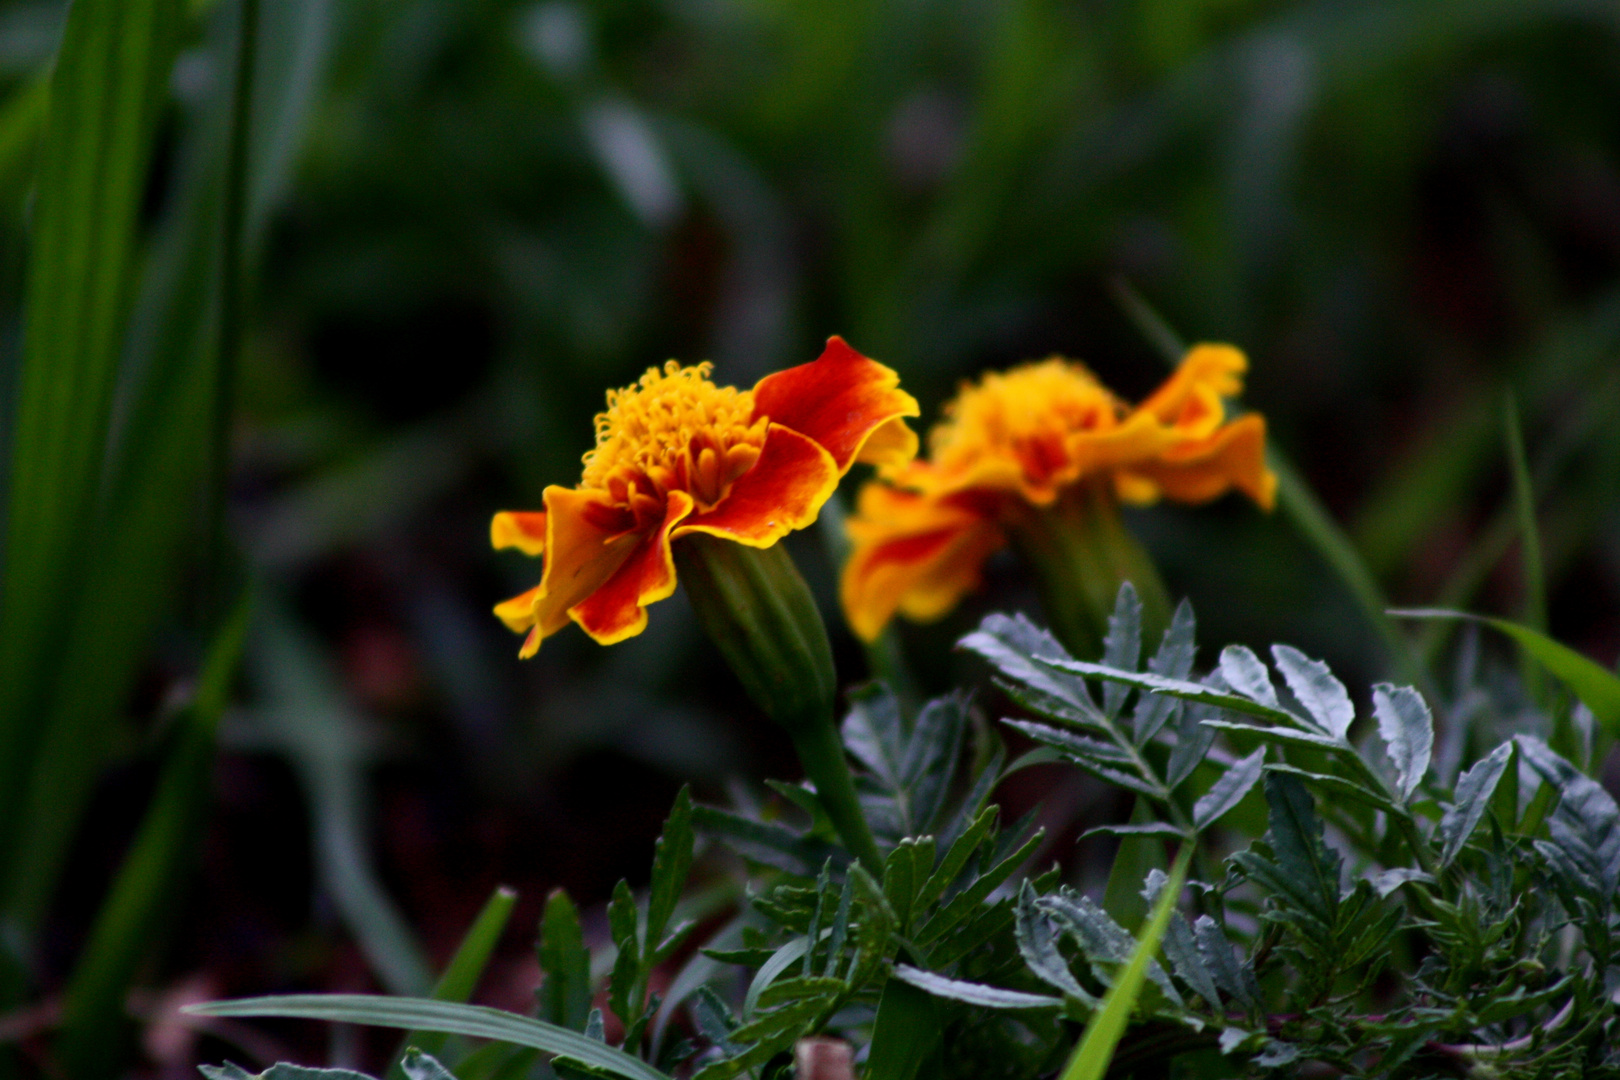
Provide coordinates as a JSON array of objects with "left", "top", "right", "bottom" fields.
[{"left": 202, "top": 588, "right": 1620, "bottom": 1079}]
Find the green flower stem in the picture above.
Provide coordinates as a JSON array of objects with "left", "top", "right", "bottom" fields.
[
  {"left": 1004, "top": 481, "right": 1171, "bottom": 659},
  {"left": 674, "top": 533, "right": 884, "bottom": 873}
]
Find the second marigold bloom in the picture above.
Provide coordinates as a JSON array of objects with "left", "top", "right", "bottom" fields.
[
  {"left": 841, "top": 344, "right": 1277, "bottom": 641},
  {"left": 492, "top": 337, "right": 919, "bottom": 656}
]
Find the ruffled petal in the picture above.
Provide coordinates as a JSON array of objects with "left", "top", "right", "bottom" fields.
[
  {"left": 841, "top": 483, "right": 1005, "bottom": 641},
  {"left": 570, "top": 490, "right": 696, "bottom": 644},
  {"left": 521, "top": 486, "right": 642, "bottom": 654},
  {"left": 751, "top": 336, "right": 920, "bottom": 475},
  {"left": 491, "top": 510, "right": 548, "bottom": 555},
  {"left": 675, "top": 424, "right": 839, "bottom": 548},
  {"left": 1125, "top": 413, "right": 1276, "bottom": 510},
  {"left": 493, "top": 584, "right": 542, "bottom": 633},
  {"left": 1138, "top": 344, "right": 1248, "bottom": 438}
]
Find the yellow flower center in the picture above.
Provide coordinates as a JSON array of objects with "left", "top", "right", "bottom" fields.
[
  {"left": 581, "top": 361, "right": 768, "bottom": 515},
  {"left": 928, "top": 359, "right": 1124, "bottom": 485}
]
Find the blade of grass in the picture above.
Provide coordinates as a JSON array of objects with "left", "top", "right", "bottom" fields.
[
  {"left": 246, "top": 602, "right": 432, "bottom": 995},
  {"left": 385, "top": 886, "right": 519, "bottom": 1080},
  {"left": 1502, "top": 394, "right": 1545, "bottom": 635},
  {"left": 1058, "top": 844, "right": 1192, "bottom": 1080},
  {"left": 55, "top": 592, "right": 253, "bottom": 1080},
  {"left": 183, "top": 996, "right": 671, "bottom": 1080},
  {"left": 0, "top": 0, "right": 185, "bottom": 996}
]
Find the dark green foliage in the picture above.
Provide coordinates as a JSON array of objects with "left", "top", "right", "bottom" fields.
[{"left": 975, "top": 587, "right": 1620, "bottom": 1077}]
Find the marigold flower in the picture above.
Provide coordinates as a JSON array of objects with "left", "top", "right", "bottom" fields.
[
  {"left": 841, "top": 344, "right": 1277, "bottom": 642},
  {"left": 492, "top": 337, "right": 919, "bottom": 656}
]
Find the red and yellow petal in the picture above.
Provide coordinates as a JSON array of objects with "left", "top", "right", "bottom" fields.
[
  {"left": 1129, "top": 413, "right": 1276, "bottom": 510},
  {"left": 1138, "top": 344, "right": 1248, "bottom": 437},
  {"left": 570, "top": 490, "right": 696, "bottom": 644},
  {"left": 491, "top": 510, "right": 548, "bottom": 555},
  {"left": 511, "top": 486, "right": 642, "bottom": 656},
  {"left": 675, "top": 424, "right": 839, "bottom": 548},
  {"left": 840, "top": 483, "right": 1005, "bottom": 641},
  {"left": 751, "top": 336, "right": 920, "bottom": 476}
]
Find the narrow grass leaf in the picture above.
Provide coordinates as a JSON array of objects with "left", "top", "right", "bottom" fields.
[{"left": 184, "top": 997, "right": 669, "bottom": 1080}]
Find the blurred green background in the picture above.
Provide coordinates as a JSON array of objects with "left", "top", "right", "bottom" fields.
[{"left": 1, "top": 0, "right": 1619, "bottom": 1073}]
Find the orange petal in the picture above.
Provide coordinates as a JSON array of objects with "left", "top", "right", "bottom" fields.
[
  {"left": 675, "top": 423, "right": 839, "bottom": 548},
  {"left": 841, "top": 483, "right": 1004, "bottom": 641},
  {"left": 570, "top": 490, "right": 695, "bottom": 644},
  {"left": 491, "top": 510, "right": 548, "bottom": 555},
  {"left": 1130, "top": 413, "right": 1276, "bottom": 510},
  {"left": 1138, "top": 344, "right": 1248, "bottom": 438},
  {"left": 493, "top": 584, "right": 542, "bottom": 633},
  {"left": 751, "top": 336, "right": 920, "bottom": 475},
  {"left": 524, "top": 486, "right": 642, "bottom": 649}
]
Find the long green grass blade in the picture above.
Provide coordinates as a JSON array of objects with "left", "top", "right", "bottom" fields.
[
  {"left": 386, "top": 886, "right": 519, "bottom": 1080},
  {"left": 1058, "top": 845, "right": 1191, "bottom": 1080},
  {"left": 0, "top": 0, "right": 184, "bottom": 913},
  {"left": 184, "top": 996, "right": 671, "bottom": 1080},
  {"left": 55, "top": 593, "right": 253, "bottom": 1080}
]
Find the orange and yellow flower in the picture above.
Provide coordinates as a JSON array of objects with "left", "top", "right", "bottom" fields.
[
  {"left": 841, "top": 344, "right": 1277, "bottom": 641},
  {"left": 492, "top": 337, "right": 919, "bottom": 655}
]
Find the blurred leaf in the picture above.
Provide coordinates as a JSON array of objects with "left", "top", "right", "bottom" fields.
[
  {"left": 186, "top": 996, "right": 670, "bottom": 1080},
  {"left": 56, "top": 593, "right": 252, "bottom": 1080}
]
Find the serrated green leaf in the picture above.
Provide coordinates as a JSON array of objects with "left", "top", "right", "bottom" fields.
[
  {"left": 754, "top": 975, "right": 847, "bottom": 1009},
  {"left": 1200, "top": 719, "right": 1342, "bottom": 752},
  {"left": 185, "top": 997, "right": 668, "bottom": 1080},
  {"left": 1101, "top": 583, "right": 1142, "bottom": 718},
  {"left": 541, "top": 893, "right": 592, "bottom": 1036},
  {"left": 1440, "top": 742, "right": 1514, "bottom": 867},
  {"left": 916, "top": 804, "right": 996, "bottom": 912},
  {"left": 691, "top": 804, "right": 843, "bottom": 876},
  {"left": 1193, "top": 917, "right": 1257, "bottom": 1011},
  {"left": 960, "top": 614, "right": 1096, "bottom": 717},
  {"left": 904, "top": 695, "right": 966, "bottom": 833},
  {"left": 1238, "top": 774, "right": 1342, "bottom": 931},
  {"left": 1216, "top": 646, "right": 1278, "bottom": 709},
  {"left": 1043, "top": 659, "right": 1303, "bottom": 730},
  {"left": 648, "top": 787, "right": 693, "bottom": 948},
  {"left": 1166, "top": 700, "right": 1218, "bottom": 792},
  {"left": 915, "top": 827, "right": 1041, "bottom": 947},
  {"left": 1037, "top": 891, "right": 1180, "bottom": 1005},
  {"left": 1133, "top": 600, "right": 1196, "bottom": 747},
  {"left": 1001, "top": 720, "right": 1160, "bottom": 797},
  {"left": 1518, "top": 736, "right": 1620, "bottom": 897},
  {"left": 1080, "top": 823, "right": 1186, "bottom": 841},
  {"left": 606, "top": 881, "right": 641, "bottom": 1032},
  {"left": 1270, "top": 645, "right": 1353, "bottom": 739},
  {"left": 891, "top": 965, "right": 1062, "bottom": 1010},
  {"left": 1261, "top": 764, "right": 1400, "bottom": 816},
  {"left": 1373, "top": 684, "right": 1433, "bottom": 800},
  {"left": 1015, "top": 881, "right": 1090, "bottom": 1001},
  {"left": 203, "top": 1066, "right": 374, "bottom": 1080},
  {"left": 882, "top": 841, "right": 918, "bottom": 932},
  {"left": 1193, "top": 748, "right": 1266, "bottom": 832}
]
